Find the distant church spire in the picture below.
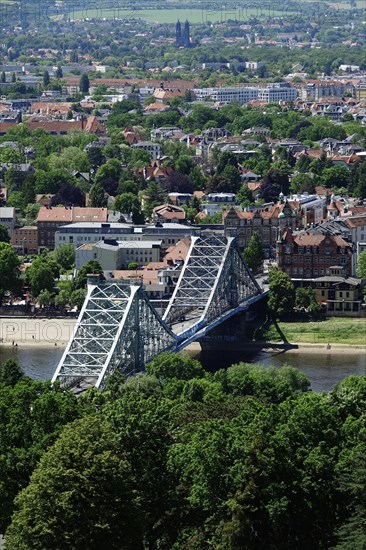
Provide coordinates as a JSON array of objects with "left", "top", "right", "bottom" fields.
[
  {"left": 175, "top": 19, "right": 191, "bottom": 48},
  {"left": 175, "top": 19, "right": 182, "bottom": 47}
]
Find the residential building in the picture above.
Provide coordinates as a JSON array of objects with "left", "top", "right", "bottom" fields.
[
  {"left": 296, "top": 266, "right": 364, "bottom": 317},
  {"left": 152, "top": 204, "right": 186, "bottom": 224},
  {"left": 131, "top": 141, "right": 161, "bottom": 160},
  {"left": 143, "top": 223, "right": 193, "bottom": 248},
  {"left": 55, "top": 222, "right": 136, "bottom": 249},
  {"left": 37, "top": 206, "right": 109, "bottom": 250},
  {"left": 76, "top": 239, "right": 162, "bottom": 271},
  {"left": 313, "top": 267, "right": 363, "bottom": 316},
  {"left": 0, "top": 206, "right": 15, "bottom": 238},
  {"left": 224, "top": 201, "right": 299, "bottom": 257},
  {"left": 276, "top": 227, "right": 353, "bottom": 278},
  {"left": 193, "top": 86, "right": 259, "bottom": 104},
  {"left": 257, "top": 82, "right": 297, "bottom": 102},
  {"left": 12, "top": 226, "right": 37, "bottom": 255}
]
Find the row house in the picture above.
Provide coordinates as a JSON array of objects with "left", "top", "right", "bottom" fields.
[
  {"left": 276, "top": 228, "right": 353, "bottom": 279},
  {"left": 297, "top": 266, "right": 364, "bottom": 317},
  {"left": 224, "top": 201, "right": 299, "bottom": 257},
  {"left": 36, "top": 206, "right": 109, "bottom": 251}
]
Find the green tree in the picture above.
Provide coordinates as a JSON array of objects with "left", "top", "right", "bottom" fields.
[
  {"left": 53, "top": 244, "right": 75, "bottom": 271},
  {"left": 5, "top": 416, "right": 143, "bottom": 550},
  {"left": 237, "top": 184, "right": 254, "bottom": 208},
  {"left": 71, "top": 288, "right": 86, "bottom": 310},
  {"left": 74, "top": 260, "right": 105, "bottom": 289},
  {"left": 88, "top": 181, "right": 107, "bottom": 207},
  {"left": 37, "top": 289, "right": 52, "bottom": 308},
  {"left": 48, "top": 147, "right": 91, "bottom": 173},
  {"left": 0, "top": 223, "right": 10, "bottom": 243},
  {"left": 243, "top": 232, "right": 264, "bottom": 272},
  {"left": 79, "top": 73, "right": 90, "bottom": 94},
  {"left": 0, "top": 71, "right": 5, "bottom": 83},
  {"left": 24, "top": 203, "right": 40, "bottom": 226},
  {"left": 0, "top": 378, "right": 80, "bottom": 532},
  {"left": 0, "top": 242, "right": 20, "bottom": 300},
  {"left": 25, "top": 258, "right": 55, "bottom": 297},
  {"left": 142, "top": 181, "right": 168, "bottom": 219},
  {"left": 295, "top": 286, "right": 319, "bottom": 313},
  {"left": 42, "top": 70, "right": 50, "bottom": 87},
  {"left": 356, "top": 250, "right": 366, "bottom": 281},
  {"left": 268, "top": 267, "right": 295, "bottom": 319},
  {"left": 335, "top": 446, "right": 366, "bottom": 549},
  {"left": 55, "top": 66, "right": 63, "bottom": 79},
  {"left": 0, "top": 358, "right": 24, "bottom": 387},
  {"left": 94, "top": 158, "right": 121, "bottom": 186},
  {"left": 114, "top": 192, "right": 141, "bottom": 216},
  {"left": 321, "top": 166, "right": 350, "bottom": 189},
  {"left": 146, "top": 352, "right": 205, "bottom": 382}
]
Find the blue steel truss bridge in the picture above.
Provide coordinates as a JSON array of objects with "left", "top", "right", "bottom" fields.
[{"left": 52, "top": 233, "right": 265, "bottom": 390}]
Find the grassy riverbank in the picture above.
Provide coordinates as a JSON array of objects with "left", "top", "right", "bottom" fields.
[{"left": 262, "top": 318, "right": 366, "bottom": 346}]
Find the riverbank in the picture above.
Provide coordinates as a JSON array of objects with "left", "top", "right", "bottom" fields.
[
  {"left": 1, "top": 317, "right": 366, "bottom": 355},
  {"left": 0, "top": 317, "right": 76, "bottom": 347},
  {"left": 263, "top": 318, "right": 366, "bottom": 346}
]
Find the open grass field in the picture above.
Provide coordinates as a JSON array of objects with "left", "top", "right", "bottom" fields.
[
  {"left": 263, "top": 318, "right": 366, "bottom": 346},
  {"left": 68, "top": 6, "right": 300, "bottom": 23}
]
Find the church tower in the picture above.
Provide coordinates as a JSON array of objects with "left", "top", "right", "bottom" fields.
[
  {"left": 175, "top": 20, "right": 182, "bottom": 47},
  {"left": 183, "top": 19, "right": 190, "bottom": 48}
]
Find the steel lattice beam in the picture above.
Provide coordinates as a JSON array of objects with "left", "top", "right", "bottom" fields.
[
  {"left": 52, "top": 283, "right": 177, "bottom": 390},
  {"left": 52, "top": 235, "right": 264, "bottom": 391}
]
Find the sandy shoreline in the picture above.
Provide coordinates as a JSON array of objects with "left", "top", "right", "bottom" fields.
[
  {"left": 1, "top": 317, "right": 366, "bottom": 355},
  {"left": 0, "top": 317, "right": 76, "bottom": 347}
]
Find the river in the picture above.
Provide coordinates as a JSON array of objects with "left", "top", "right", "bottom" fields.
[{"left": 1, "top": 345, "right": 366, "bottom": 392}]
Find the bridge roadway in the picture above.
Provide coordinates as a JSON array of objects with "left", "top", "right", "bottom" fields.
[{"left": 171, "top": 289, "right": 268, "bottom": 351}]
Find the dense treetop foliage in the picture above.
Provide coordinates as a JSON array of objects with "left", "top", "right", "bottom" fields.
[{"left": 1, "top": 353, "right": 366, "bottom": 549}]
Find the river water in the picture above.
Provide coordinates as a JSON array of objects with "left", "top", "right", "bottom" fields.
[{"left": 1, "top": 345, "right": 366, "bottom": 393}]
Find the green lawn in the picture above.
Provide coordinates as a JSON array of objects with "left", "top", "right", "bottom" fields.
[{"left": 263, "top": 318, "right": 366, "bottom": 346}]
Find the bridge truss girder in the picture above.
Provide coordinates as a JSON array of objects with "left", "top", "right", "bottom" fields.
[
  {"left": 163, "top": 234, "right": 260, "bottom": 326},
  {"left": 52, "top": 283, "right": 177, "bottom": 389}
]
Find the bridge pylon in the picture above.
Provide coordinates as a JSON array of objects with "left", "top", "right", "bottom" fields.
[{"left": 52, "top": 283, "right": 177, "bottom": 390}]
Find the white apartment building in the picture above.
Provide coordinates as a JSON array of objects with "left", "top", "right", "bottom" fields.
[
  {"left": 75, "top": 239, "right": 162, "bottom": 271},
  {"left": 193, "top": 86, "right": 259, "bottom": 104},
  {"left": 131, "top": 141, "right": 162, "bottom": 160},
  {"left": 193, "top": 84, "right": 297, "bottom": 104},
  {"left": 55, "top": 222, "right": 137, "bottom": 248},
  {"left": 258, "top": 83, "right": 298, "bottom": 102}
]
